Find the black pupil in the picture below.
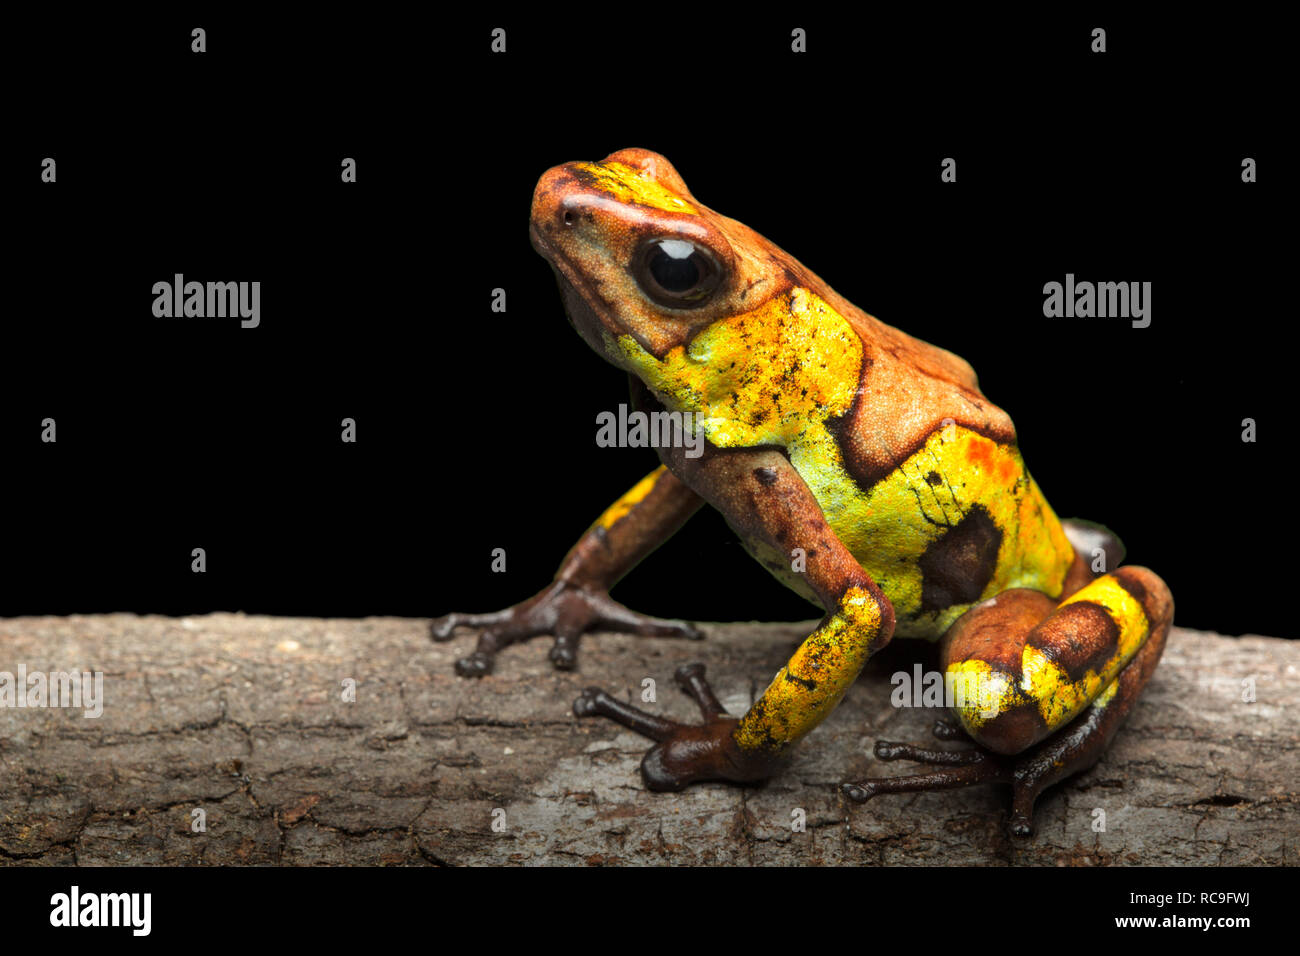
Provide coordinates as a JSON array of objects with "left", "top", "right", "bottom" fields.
[{"left": 648, "top": 240, "right": 703, "bottom": 292}]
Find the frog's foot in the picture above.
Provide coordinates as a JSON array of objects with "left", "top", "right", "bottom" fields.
[
  {"left": 847, "top": 568, "right": 1174, "bottom": 835},
  {"left": 842, "top": 738, "right": 1029, "bottom": 826},
  {"left": 842, "top": 684, "right": 1140, "bottom": 837},
  {"left": 574, "top": 663, "right": 776, "bottom": 791},
  {"left": 432, "top": 581, "right": 702, "bottom": 677}
]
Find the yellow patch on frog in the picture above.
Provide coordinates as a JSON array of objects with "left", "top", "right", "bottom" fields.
[
  {"left": 1019, "top": 575, "right": 1149, "bottom": 728},
  {"left": 732, "top": 586, "right": 884, "bottom": 752},
  {"left": 613, "top": 287, "right": 1074, "bottom": 638},
  {"left": 593, "top": 465, "right": 666, "bottom": 531},
  {"left": 573, "top": 161, "right": 697, "bottom": 215},
  {"left": 943, "top": 659, "right": 1018, "bottom": 729},
  {"left": 1091, "top": 678, "right": 1120, "bottom": 710},
  {"left": 614, "top": 286, "right": 863, "bottom": 446},
  {"left": 1018, "top": 645, "right": 1107, "bottom": 729},
  {"left": 798, "top": 430, "right": 1073, "bottom": 638},
  {"left": 948, "top": 574, "right": 1150, "bottom": 735}
]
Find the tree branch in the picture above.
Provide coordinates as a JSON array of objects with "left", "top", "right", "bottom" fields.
[{"left": 1, "top": 615, "right": 1294, "bottom": 865}]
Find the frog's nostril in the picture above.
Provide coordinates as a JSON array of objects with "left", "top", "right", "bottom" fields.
[{"left": 562, "top": 209, "right": 577, "bottom": 226}]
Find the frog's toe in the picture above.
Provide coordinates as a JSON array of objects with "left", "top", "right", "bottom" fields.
[
  {"left": 931, "top": 718, "right": 966, "bottom": 740},
  {"left": 549, "top": 633, "right": 580, "bottom": 670},
  {"left": 430, "top": 614, "right": 471, "bottom": 641},
  {"left": 454, "top": 649, "right": 497, "bottom": 678},
  {"left": 431, "top": 610, "right": 516, "bottom": 642},
  {"left": 841, "top": 753, "right": 1007, "bottom": 804},
  {"left": 572, "top": 688, "right": 602, "bottom": 717},
  {"left": 840, "top": 732, "right": 1074, "bottom": 838},
  {"left": 841, "top": 783, "right": 871, "bottom": 802},
  {"left": 1008, "top": 810, "right": 1036, "bottom": 838},
  {"left": 586, "top": 593, "right": 703, "bottom": 641},
  {"left": 434, "top": 585, "right": 704, "bottom": 679},
  {"left": 873, "top": 740, "right": 984, "bottom": 765},
  {"left": 672, "top": 662, "right": 727, "bottom": 718},
  {"left": 664, "top": 620, "right": 704, "bottom": 640},
  {"left": 572, "top": 687, "right": 678, "bottom": 740}
]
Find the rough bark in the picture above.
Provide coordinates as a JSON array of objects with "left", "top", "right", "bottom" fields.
[{"left": 0, "top": 614, "right": 1294, "bottom": 866}]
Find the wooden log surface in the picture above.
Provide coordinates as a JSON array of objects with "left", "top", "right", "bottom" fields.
[{"left": 1, "top": 614, "right": 1295, "bottom": 865}]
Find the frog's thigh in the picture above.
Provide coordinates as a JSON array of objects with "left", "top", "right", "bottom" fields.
[{"left": 942, "top": 567, "right": 1173, "bottom": 755}]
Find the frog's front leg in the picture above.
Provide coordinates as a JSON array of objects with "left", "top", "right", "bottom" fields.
[
  {"left": 843, "top": 566, "right": 1173, "bottom": 835},
  {"left": 575, "top": 448, "right": 896, "bottom": 789},
  {"left": 431, "top": 464, "right": 704, "bottom": 676}
]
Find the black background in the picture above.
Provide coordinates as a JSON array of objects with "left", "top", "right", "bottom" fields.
[{"left": 4, "top": 11, "right": 1286, "bottom": 639}]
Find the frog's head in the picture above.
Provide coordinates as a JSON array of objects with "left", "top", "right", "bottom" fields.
[{"left": 530, "top": 148, "right": 799, "bottom": 366}]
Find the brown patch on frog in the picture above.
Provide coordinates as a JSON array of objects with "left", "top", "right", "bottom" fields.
[
  {"left": 753, "top": 467, "right": 779, "bottom": 486},
  {"left": 783, "top": 671, "right": 818, "bottom": 691},
  {"left": 942, "top": 588, "right": 1057, "bottom": 676},
  {"left": 1026, "top": 601, "right": 1120, "bottom": 682},
  {"left": 918, "top": 506, "right": 1003, "bottom": 613},
  {"left": 829, "top": 330, "right": 1018, "bottom": 486},
  {"left": 971, "top": 703, "right": 1050, "bottom": 757}
]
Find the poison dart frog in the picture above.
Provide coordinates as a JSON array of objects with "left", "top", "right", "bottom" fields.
[{"left": 433, "top": 149, "right": 1173, "bottom": 835}]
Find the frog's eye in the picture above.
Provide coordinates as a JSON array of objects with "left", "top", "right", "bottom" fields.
[{"left": 632, "top": 237, "right": 723, "bottom": 309}]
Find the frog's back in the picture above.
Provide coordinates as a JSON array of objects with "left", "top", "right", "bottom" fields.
[{"left": 755, "top": 273, "right": 1073, "bottom": 639}]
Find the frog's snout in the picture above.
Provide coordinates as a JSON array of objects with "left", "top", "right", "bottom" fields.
[{"left": 530, "top": 163, "right": 587, "bottom": 243}]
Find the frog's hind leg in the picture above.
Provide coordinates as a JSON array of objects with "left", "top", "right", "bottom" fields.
[
  {"left": 843, "top": 566, "right": 1172, "bottom": 835},
  {"left": 431, "top": 465, "right": 705, "bottom": 676}
]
